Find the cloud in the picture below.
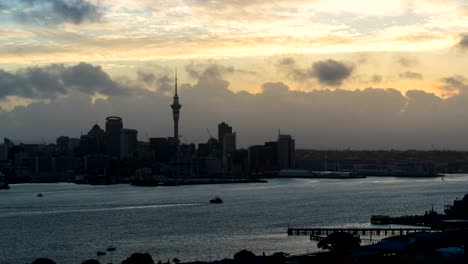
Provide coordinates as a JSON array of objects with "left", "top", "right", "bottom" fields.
[
  {"left": 277, "top": 58, "right": 354, "bottom": 86},
  {"left": 5, "top": 62, "right": 468, "bottom": 150},
  {"left": 185, "top": 63, "right": 255, "bottom": 80},
  {"left": 437, "top": 75, "right": 468, "bottom": 97},
  {"left": 396, "top": 57, "right": 419, "bottom": 67},
  {"left": 456, "top": 34, "right": 468, "bottom": 49},
  {"left": 12, "top": 0, "right": 102, "bottom": 25},
  {"left": 311, "top": 60, "right": 354, "bottom": 86},
  {"left": 399, "top": 71, "right": 423, "bottom": 80},
  {"left": 370, "top": 75, "right": 383, "bottom": 83},
  {"left": 0, "top": 63, "right": 130, "bottom": 101},
  {"left": 137, "top": 71, "right": 173, "bottom": 93}
]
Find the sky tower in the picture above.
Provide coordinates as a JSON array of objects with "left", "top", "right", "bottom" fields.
[{"left": 171, "top": 70, "right": 182, "bottom": 147}]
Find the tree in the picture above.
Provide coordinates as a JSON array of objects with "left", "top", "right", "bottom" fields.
[
  {"left": 317, "top": 232, "right": 361, "bottom": 252},
  {"left": 172, "top": 258, "right": 180, "bottom": 264}
]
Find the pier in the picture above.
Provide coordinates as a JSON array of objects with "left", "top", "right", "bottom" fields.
[{"left": 287, "top": 227, "right": 437, "bottom": 237}]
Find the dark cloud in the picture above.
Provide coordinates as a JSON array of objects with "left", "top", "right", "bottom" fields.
[
  {"left": 370, "top": 75, "right": 383, "bottom": 83},
  {"left": 277, "top": 58, "right": 353, "bottom": 86},
  {"left": 311, "top": 59, "right": 354, "bottom": 86},
  {"left": 399, "top": 71, "right": 423, "bottom": 80},
  {"left": 13, "top": 0, "right": 101, "bottom": 25},
  {"left": 185, "top": 63, "right": 254, "bottom": 80},
  {"left": 277, "top": 57, "right": 296, "bottom": 66},
  {"left": 6, "top": 63, "right": 468, "bottom": 150},
  {"left": 137, "top": 71, "right": 173, "bottom": 93},
  {"left": 437, "top": 75, "right": 468, "bottom": 96},
  {"left": 262, "top": 82, "right": 289, "bottom": 95},
  {"left": 0, "top": 63, "right": 129, "bottom": 100},
  {"left": 456, "top": 34, "right": 468, "bottom": 49},
  {"left": 397, "top": 57, "right": 419, "bottom": 67}
]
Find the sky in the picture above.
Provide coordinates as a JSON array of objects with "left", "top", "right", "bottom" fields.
[{"left": 1, "top": 0, "right": 468, "bottom": 149}]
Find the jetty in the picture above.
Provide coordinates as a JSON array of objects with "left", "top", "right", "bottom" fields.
[{"left": 287, "top": 227, "right": 437, "bottom": 238}]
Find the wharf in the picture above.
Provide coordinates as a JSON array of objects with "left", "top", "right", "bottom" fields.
[{"left": 287, "top": 227, "right": 437, "bottom": 237}]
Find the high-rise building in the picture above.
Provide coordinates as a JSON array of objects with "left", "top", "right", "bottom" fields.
[
  {"left": 171, "top": 71, "right": 182, "bottom": 148},
  {"left": 222, "top": 132, "right": 236, "bottom": 171},
  {"left": 106, "top": 116, "right": 123, "bottom": 158},
  {"left": 120, "top": 129, "right": 138, "bottom": 159},
  {"left": 56, "top": 136, "right": 69, "bottom": 154},
  {"left": 277, "top": 134, "right": 295, "bottom": 170},
  {"left": 87, "top": 124, "right": 106, "bottom": 154},
  {"left": 218, "top": 122, "right": 232, "bottom": 147}
]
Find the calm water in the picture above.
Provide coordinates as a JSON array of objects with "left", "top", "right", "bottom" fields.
[{"left": 0, "top": 175, "right": 467, "bottom": 264}]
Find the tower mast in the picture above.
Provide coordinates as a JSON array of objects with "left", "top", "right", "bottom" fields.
[{"left": 171, "top": 69, "right": 182, "bottom": 148}]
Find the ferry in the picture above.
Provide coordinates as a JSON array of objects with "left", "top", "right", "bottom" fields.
[{"left": 210, "top": 196, "right": 223, "bottom": 204}]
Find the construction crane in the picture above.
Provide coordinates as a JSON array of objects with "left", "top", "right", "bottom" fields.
[
  {"left": 179, "top": 135, "right": 188, "bottom": 144},
  {"left": 206, "top": 128, "right": 214, "bottom": 140}
]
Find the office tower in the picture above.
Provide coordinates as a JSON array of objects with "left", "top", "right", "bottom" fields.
[
  {"left": 56, "top": 136, "right": 69, "bottom": 154},
  {"left": 218, "top": 122, "right": 232, "bottom": 147},
  {"left": 277, "top": 134, "right": 295, "bottom": 170},
  {"left": 222, "top": 132, "right": 236, "bottom": 171},
  {"left": 106, "top": 116, "right": 123, "bottom": 158},
  {"left": 120, "top": 129, "right": 138, "bottom": 159}
]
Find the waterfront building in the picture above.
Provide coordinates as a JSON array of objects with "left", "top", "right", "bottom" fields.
[
  {"left": 87, "top": 124, "right": 106, "bottom": 154},
  {"left": 218, "top": 122, "right": 232, "bottom": 148},
  {"left": 248, "top": 142, "right": 279, "bottom": 173},
  {"left": 171, "top": 71, "right": 182, "bottom": 148},
  {"left": 231, "top": 149, "right": 249, "bottom": 177},
  {"left": 120, "top": 129, "right": 138, "bottom": 159},
  {"left": 0, "top": 144, "right": 7, "bottom": 161},
  {"left": 277, "top": 134, "right": 295, "bottom": 170},
  {"left": 106, "top": 116, "right": 123, "bottom": 158},
  {"left": 68, "top": 138, "right": 81, "bottom": 153},
  {"left": 56, "top": 136, "right": 69, "bottom": 154},
  {"left": 222, "top": 132, "right": 236, "bottom": 173},
  {"left": 150, "top": 137, "right": 174, "bottom": 163}
]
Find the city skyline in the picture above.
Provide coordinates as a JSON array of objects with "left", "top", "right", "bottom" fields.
[{"left": 2, "top": 1, "right": 468, "bottom": 149}]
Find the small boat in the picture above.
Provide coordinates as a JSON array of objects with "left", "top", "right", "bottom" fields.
[
  {"left": 106, "top": 246, "right": 116, "bottom": 252},
  {"left": 36, "top": 193, "right": 43, "bottom": 197},
  {"left": 97, "top": 251, "right": 106, "bottom": 256},
  {"left": 210, "top": 196, "right": 223, "bottom": 204}
]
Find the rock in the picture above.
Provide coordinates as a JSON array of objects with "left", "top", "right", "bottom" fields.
[
  {"left": 82, "top": 259, "right": 101, "bottom": 264},
  {"left": 234, "top": 250, "right": 256, "bottom": 264},
  {"left": 121, "top": 253, "right": 154, "bottom": 264},
  {"left": 32, "top": 258, "right": 56, "bottom": 264}
]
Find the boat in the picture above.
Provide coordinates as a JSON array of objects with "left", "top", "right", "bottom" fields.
[
  {"left": 36, "top": 193, "right": 43, "bottom": 197},
  {"left": 0, "top": 182, "right": 9, "bottom": 190},
  {"left": 97, "top": 251, "right": 106, "bottom": 256},
  {"left": 107, "top": 233, "right": 116, "bottom": 252},
  {"left": 106, "top": 246, "right": 116, "bottom": 252},
  {"left": 210, "top": 196, "right": 223, "bottom": 204}
]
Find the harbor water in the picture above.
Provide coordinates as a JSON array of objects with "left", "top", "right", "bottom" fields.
[{"left": 0, "top": 175, "right": 467, "bottom": 263}]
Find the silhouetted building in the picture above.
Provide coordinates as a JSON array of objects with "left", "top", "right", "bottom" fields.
[
  {"left": 171, "top": 71, "right": 182, "bottom": 148},
  {"left": 84, "top": 154, "right": 109, "bottom": 174},
  {"left": 56, "top": 136, "right": 69, "bottom": 154},
  {"left": 222, "top": 132, "right": 236, "bottom": 173},
  {"left": 121, "top": 129, "right": 138, "bottom": 159},
  {"left": 79, "top": 135, "right": 99, "bottom": 156},
  {"left": 68, "top": 138, "right": 80, "bottom": 153},
  {"left": 1, "top": 138, "right": 14, "bottom": 161},
  {"left": 0, "top": 144, "right": 6, "bottom": 161},
  {"left": 218, "top": 122, "right": 232, "bottom": 148},
  {"left": 198, "top": 143, "right": 210, "bottom": 157},
  {"left": 248, "top": 142, "right": 279, "bottom": 173},
  {"left": 150, "top": 138, "right": 173, "bottom": 163},
  {"left": 277, "top": 134, "right": 295, "bottom": 170},
  {"left": 231, "top": 149, "right": 248, "bottom": 177},
  {"left": 87, "top": 124, "right": 106, "bottom": 154},
  {"left": 106, "top": 116, "right": 123, "bottom": 158}
]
